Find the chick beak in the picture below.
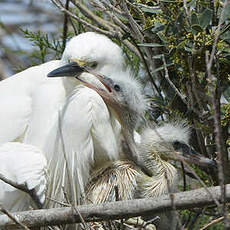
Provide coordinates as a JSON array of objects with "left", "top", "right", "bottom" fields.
[
  {"left": 76, "top": 73, "right": 112, "bottom": 94},
  {"left": 179, "top": 145, "right": 216, "bottom": 168}
]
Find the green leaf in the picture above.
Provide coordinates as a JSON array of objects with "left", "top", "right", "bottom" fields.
[
  {"left": 191, "top": 24, "right": 203, "bottom": 32},
  {"left": 220, "top": 22, "right": 230, "bottom": 36},
  {"left": 184, "top": 46, "right": 193, "bottom": 53},
  {"left": 199, "top": 8, "right": 212, "bottom": 29},
  {"left": 151, "top": 24, "right": 165, "bottom": 33},
  {"left": 138, "top": 43, "right": 165, "bottom": 48},
  {"left": 223, "top": 3, "right": 230, "bottom": 21},
  {"left": 191, "top": 13, "right": 199, "bottom": 25},
  {"left": 140, "top": 7, "right": 162, "bottom": 14}
]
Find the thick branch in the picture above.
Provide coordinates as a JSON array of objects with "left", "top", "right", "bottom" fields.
[{"left": 0, "top": 184, "right": 230, "bottom": 228}]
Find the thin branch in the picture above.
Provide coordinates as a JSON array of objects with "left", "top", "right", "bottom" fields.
[
  {"left": 70, "top": 0, "right": 119, "bottom": 31},
  {"left": 165, "top": 173, "right": 183, "bottom": 229},
  {"left": 99, "top": 0, "right": 124, "bottom": 16},
  {"left": 62, "top": 187, "right": 91, "bottom": 230},
  {"left": 62, "top": 0, "right": 70, "bottom": 50},
  {"left": 121, "top": 0, "right": 143, "bottom": 41},
  {"left": 51, "top": 0, "right": 119, "bottom": 38},
  {"left": 162, "top": 55, "right": 187, "bottom": 105},
  {"left": 200, "top": 214, "right": 230, "bottom": 230}
]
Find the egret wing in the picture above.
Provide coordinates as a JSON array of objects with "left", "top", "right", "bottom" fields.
[{"left": 0, "top": 142, "right": 48, "bottom": 211}]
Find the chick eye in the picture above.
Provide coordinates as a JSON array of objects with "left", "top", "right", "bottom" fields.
[
  {"left": 114, "top": 84, "right": 121, "bottom": 92},
  {"left": 172, "top": 141, "right": 181, "bottom": 150}
]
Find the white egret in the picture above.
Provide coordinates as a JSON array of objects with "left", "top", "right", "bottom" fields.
[
  {"left": 0, "top": 32, "right": 124, "bottom": 151},
  {"left": 78, "top": 73, "right": 215, "bottom": 229},
  {"left": 0, "top": 142, "right": 47, "bottom": 212}
]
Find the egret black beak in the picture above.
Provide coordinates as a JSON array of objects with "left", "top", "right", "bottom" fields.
[
  {"left": 47, "top": 62, "right": 85, "bottom": 78},
  {"left": 179, "top": 144, "right": 216, "bottom": 168}
]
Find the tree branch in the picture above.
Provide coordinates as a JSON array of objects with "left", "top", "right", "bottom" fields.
[{"left": 0, "top": 184, "right": 229, "bottom": 228}]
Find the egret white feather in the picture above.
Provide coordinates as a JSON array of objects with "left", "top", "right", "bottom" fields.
[{"left": 0, "top": 142, "right": 47, "bottom": 212}]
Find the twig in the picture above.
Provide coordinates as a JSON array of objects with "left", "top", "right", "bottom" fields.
[
  {"left": 99, "top": 0, "right": 124, "bottom": 16},
  {"left": 200, "top": 213, "right": 230, "bottom": 230},
  {"left": 62, "top": 0, "right": 70, "bottom": 50},
  {"left": 51, "top": 0, "right": 119, "bottom": 38},
  {"left": 182, "top": 0, "right": 191, "bottom": 26},
  {"left": 181, "top": 162, "right": 187, "bottom": 191},
  {"left": 62, "top": 187, "right": 91, "bottom": 230},
  {"left": 121, "top": 0, "right": 143, "bottom": 40},
  {"left": 162, "top": 55, "right": 187, "bottom": 105},
  {"left": 47, "top": 197, "right": 71, "bottom": 207},
  {"left": 131, "top": 38, "right": 164, "bottom": 101},
  {"left": 126, "top": 1, "right": 146, "bottom": 25},
  {"left": 165, "top": 173, "right": 183, "bottom": 229},
  {"left": 0, "top": 204, "right": 30, "bottom": 230},
  {"left": 70, "top": 0, "right": 119, "bottom": 31}
]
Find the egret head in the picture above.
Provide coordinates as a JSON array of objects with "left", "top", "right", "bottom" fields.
[
  {"left": 47, "top": 32, "right": 124, "bottom": 87},
  {"left": 141, "top": 122, "right": 215, "bottom": 167}
]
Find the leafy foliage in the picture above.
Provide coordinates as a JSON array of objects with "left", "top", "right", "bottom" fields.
[{"left": 20, "top": 29, "right": 64, "bottom": 64}]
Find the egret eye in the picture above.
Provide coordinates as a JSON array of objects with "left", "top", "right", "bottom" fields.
[{"left": 114, "top": 84, "right": 121, "bottom": 92}]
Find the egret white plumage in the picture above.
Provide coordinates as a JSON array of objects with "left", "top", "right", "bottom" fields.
[
  {"left": 0, "top": 32, "right": 124, "bottom": 151},
  {"left": 78, "top": 73, "right": 215, "bottom": 229},
  {"left": 0, "top": 142, "right": 47, "bottom": 212}
]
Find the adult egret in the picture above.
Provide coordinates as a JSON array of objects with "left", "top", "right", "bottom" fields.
[
  {"left": 77, "top": 73, "right": 215, "bottom": 229},
  {"left": 0, "top": 142, "right": 47, "bottom": 212},
  {"left": 0, "top": 32, "right": 124, "bottom": 151}
]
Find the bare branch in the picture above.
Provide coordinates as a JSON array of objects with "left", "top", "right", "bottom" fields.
[
  {"left": 0, "top": 184, "right": 229, "bottom": 228},
  {"left": 51, "top": 0, "right": 118, "bottom": 38},
  {"left": 162, "top": 55, "right": 187, "bottom": 106}
]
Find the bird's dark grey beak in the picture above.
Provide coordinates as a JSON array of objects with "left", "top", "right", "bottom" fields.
[
  {"left": 47, "top": 62, "right": 85, "bottom": 77},
  {"left": 179, "top": 144, "right": 216, "bottom": 168}
]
